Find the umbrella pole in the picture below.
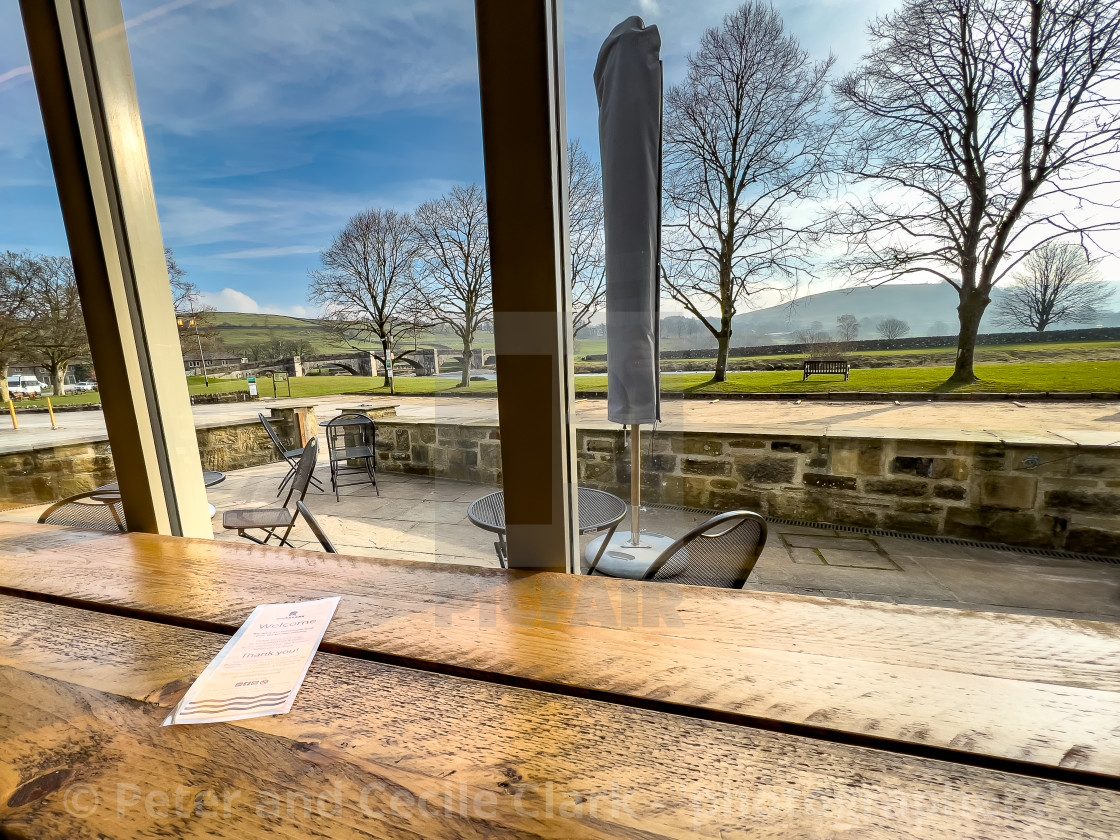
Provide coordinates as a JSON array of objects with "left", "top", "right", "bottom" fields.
[{"left": 629, "top": 423, "right": 643, "bottom": 546}]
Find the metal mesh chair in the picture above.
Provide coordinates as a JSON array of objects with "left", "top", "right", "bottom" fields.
[
  {"left": 260, "top": 413, "right": 322, "bottom": 496},
  {"left": 223, "top": 438, "right": 319, "bottom": 547},
  {"left": 296, "top": 501, "right": 337, "bottom": 553},
  {"left": 641, "top": 511, "right": 767, "bottom": 589},
  {"left": 325, "top": 414, "right": 379, "bottom": 501},
  {"left": 38, "top": 490, "right": 126, "bottom": 531}
]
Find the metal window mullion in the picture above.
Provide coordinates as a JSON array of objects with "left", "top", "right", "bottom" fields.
[
  {"left": 476, "top": 0, "right": 579, "bottom": 571},
  {"left": 69, "top": 0, "right": 180, "bottom": 532},
  {"left": 20, "top": 0, "right": 212, "bottom": 537}
]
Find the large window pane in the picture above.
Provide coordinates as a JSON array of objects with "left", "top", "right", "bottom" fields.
[
  {"left": 114, "top": 0, "right": 507, "bottom": 566},
  {"left": 565, "top": 1, "right": 1120, "bottom": 617},
  {"left": 0, "top": 5, "right": 109, "bottom": 513}
]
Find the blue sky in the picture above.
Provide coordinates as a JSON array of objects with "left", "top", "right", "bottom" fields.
[{"left": 1, "top": 0, "right": 904, "bottom": 317}]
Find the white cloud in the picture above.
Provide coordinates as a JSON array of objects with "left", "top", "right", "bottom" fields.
[
  {"left": 200, "top": 288, "right": 260, "bottom": 312},
  {"left": 215, "top": 245, "right": 321, "bottom": 260},
  {"left": 114, "top": 0, "right": 481, "bottom": 136},
  {"left": 200, "top": 287, "right": 315, "bottom": 318},
  {"left": 156, "top": 178, "right": 463, "bottom": 253},
  {"left": 0, "top": 64, "right": 30, "bottom": 86}
]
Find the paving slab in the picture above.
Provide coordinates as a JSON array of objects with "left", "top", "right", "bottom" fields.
[
  {"left": 1047, "top": 430, "right": 1120, "bottom": 447},
  {"left": 782, "top": 534, "right": 885, "bottom": 552},
  {"left": 3, "top": 457, "right": 1118, "bottom": 622},
  {"left": 917, "top": 556, "right": 1120, "bottom": 618},
  {"left": 817, "top": 548, "right": 899, "bottom": 569}
]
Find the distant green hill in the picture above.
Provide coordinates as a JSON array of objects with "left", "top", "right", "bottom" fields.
[{"left": 206, "top": 312, "right": 497, "bottom": 356}]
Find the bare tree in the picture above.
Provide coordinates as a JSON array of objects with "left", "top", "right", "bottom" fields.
[
  {"left": 794, "top": 322, "right": 834, "bottom": 358},
  {"left": 26, "top": 257, "right": 89, "bottom": 395},
  {"left": 836, "top": 313, "right": 860, "bottom": 343},
  {"left": 413, "top": 184, "right": 492, "bottom": 388},
  {"left": 568, "top": 139, "right": 606, "bottom": 336},
  {"left": 165, "top": 246, "right": 224, "bottom": 363},
  {"left": 833, "top": 0, "right": 1120, "bottom": 385},
  {"left": 0, "top": 251, "right": 38, "bottom": 401},
  {"left": 166, "top": 247, "right": 205, "bottom": 314},
  {"left": 309, "top": 209, "right": 423, "bottom": 391},
  {"left": 662, "top": 0, "right": 837, "bottom": 382},
  {"left": 929, "top": 320, "right": 952, "bottom": 336},
  {"left": 236, "top": 337, "right": 316, "bottom": 363},
  {"left": 877, "top": 317, "right": 911, "bottom": 340},
  {"left": 994, "top": 242, "right": 1113, "bottom": 331}
]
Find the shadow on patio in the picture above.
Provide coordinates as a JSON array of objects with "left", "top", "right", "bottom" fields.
[
  {"left": 3, "top": 458, "right": 1117, "bottom": 623},
  {"left": 201, "top": 461, "right": 1120, "bottom": 623}
]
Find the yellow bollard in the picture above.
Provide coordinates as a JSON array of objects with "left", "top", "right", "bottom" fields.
[
  {"left": 46, "top": 397, "right": 58, "bottom": 430},
  {"left": 8, "top": 400, "right": 17, "bottom": 430}
]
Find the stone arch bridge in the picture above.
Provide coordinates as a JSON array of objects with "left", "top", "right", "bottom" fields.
[{"left": 222, "top": 348, "right": 490, "bottom": 380}]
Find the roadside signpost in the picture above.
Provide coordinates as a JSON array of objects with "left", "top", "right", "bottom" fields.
[
  {"left": 273, "top": 372, "right": 291, "bottom": 398},
  {"left": 247, "top": 376, "right": 258, "bottom": 398}
]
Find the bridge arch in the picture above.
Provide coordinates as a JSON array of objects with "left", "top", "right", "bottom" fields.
[{"left": 311, "top": 361, "right": 361, "bottom": 376}]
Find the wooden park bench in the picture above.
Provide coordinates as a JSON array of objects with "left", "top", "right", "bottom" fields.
[{"left": 803, "top": 359, "right": 851, "bottom": 380}]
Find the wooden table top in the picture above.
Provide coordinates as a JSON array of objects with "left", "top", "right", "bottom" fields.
[
  {"left": 1, "top": 521, "right": 1118, "bottom": 785},
  {"left": 2, "top": 594, "right": 1118, "bottom": 839}
]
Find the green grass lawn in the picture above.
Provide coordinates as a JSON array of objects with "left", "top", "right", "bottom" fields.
[
  {"left": 569, "top": 361, "right": 1120, "bottom": 394},
  {"left": 207, "top": 311, "right": 499, "bottom": 355},
  {"left": 251, "top": 360, "right": 1116, "bottom": 395},
  {"left": 15, "top": 391, "right": 103, "bottom": 408},
  {"left": 188, "top": 375, "right": 498, "bottom": 398},
  {"left": 573, "top": 336, "right": 698, "bottom": 358},
  {"left": 15, "top": 360, "right": 1115, "bottom": 413},
  {"left": 575, "top": 340, "right": 1120, "bottom": 367}
]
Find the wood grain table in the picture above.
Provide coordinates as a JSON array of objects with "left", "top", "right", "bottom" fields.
[
  {"left": 2, "top": 594, "right": 1119, "bottom": 839},
  {"left": 1, "top": 520, "right": 1118, "bottom": 788}
]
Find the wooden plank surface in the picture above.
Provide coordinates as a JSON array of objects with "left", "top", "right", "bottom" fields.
[
  {"left": 1, "top": 595, "right": 1118, "bottom": 839},
  {"left": 1, "top": 522, "right": 1119, "bottom": 781}
]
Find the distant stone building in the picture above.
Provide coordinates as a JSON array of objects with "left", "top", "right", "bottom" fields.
[{"left": 182, "top": 354, "right": 248, "bottom": 373}]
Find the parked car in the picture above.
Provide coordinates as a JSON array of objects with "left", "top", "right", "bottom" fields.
[
  {"left": 6, "top": 375, "right": 43, "bottom": 399},
  {"left": 72, "top": 381, "right": 98, "bottom": 393}
]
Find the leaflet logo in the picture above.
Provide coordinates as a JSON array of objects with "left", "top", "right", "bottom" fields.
[{"left": 288, "top": 611, "right": 299, "bottom": 617}]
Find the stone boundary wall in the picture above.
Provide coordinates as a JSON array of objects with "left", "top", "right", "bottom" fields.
[
  {"left": 0, "top": 413, "right": 299, "bottom": 511},
  {"left": 5, "top": 413, "right": 1115, "bottom": 557},
  {"left": 374, "top": 420, "right": 1120, "bottom": 557},
  {"left": 585, "top": 326, "right": 1120, "bottom": 361},
  {"left": 190, "top": 392, "right": 259, "bottom": 405},
  {"left": 375, "top": 421, "right": 502, "bottom": 487}
]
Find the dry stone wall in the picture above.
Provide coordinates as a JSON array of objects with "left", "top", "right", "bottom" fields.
[{"left": 376, "top": 420, "right": 1120, "bottom": 557}]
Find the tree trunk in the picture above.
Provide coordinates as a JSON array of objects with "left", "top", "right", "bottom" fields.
[
  {"left": 380, "top": 339, "right": 393, "bottom": 391},
  {"left": 50, "top": 362, "right": 68, "bottom": 397},
  {"left": 460, "top": 339, "right": 472, "bottom": 388},
  {"left": 0, "top": 360, "right": 7, "bottom": 403},
  {"left": 946, "top": 292, "right": 990, "bottom": 386},
  {"left": 714, "top": 329, "right": 731, "bottom": 382}
]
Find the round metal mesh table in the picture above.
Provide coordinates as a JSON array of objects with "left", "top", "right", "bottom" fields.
[
  {"left": 467, "top": 487, "right": 627, "bottom": 568},
  {"left": 95, "top": 470, "right": 226, "bottom": 492}
]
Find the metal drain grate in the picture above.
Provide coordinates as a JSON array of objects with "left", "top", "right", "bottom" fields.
[{"left": 643, "top": 503, "right": 1120, "bottom": 565}]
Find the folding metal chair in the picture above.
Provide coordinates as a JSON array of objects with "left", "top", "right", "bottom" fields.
[
  {"left": 38, "top": 490, "right": 126, "bottom": 532},
  {"left": 223, "top": 439, "right": 319, "bottom": 547},
  {"left": 259, "top": 413, "right": 323, "bottom": 496},
  {"left": 639, "top": 511, "right": 767, "bottom": 589},
  {"left": 324, "top": 414, "right": 379, "bottom": 501},
  {"left": 296, "top": 500, "right": 337, "bottom": 553}
]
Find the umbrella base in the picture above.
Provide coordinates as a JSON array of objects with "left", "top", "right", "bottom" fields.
[{"left": 585, "top": 530, "right": 676, "bottom": 579}]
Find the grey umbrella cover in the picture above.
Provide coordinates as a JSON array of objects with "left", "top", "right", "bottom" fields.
[{"left": 595, "top": 16, "right": 662, "bottom": 425}]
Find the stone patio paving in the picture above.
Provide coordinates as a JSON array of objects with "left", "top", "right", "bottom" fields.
[
  {"left": 198, "top": 461, "right": 1120, "bottom": 623},
  {"left": 4, "top": 458, "right": 1117, "bottom": 622}
]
